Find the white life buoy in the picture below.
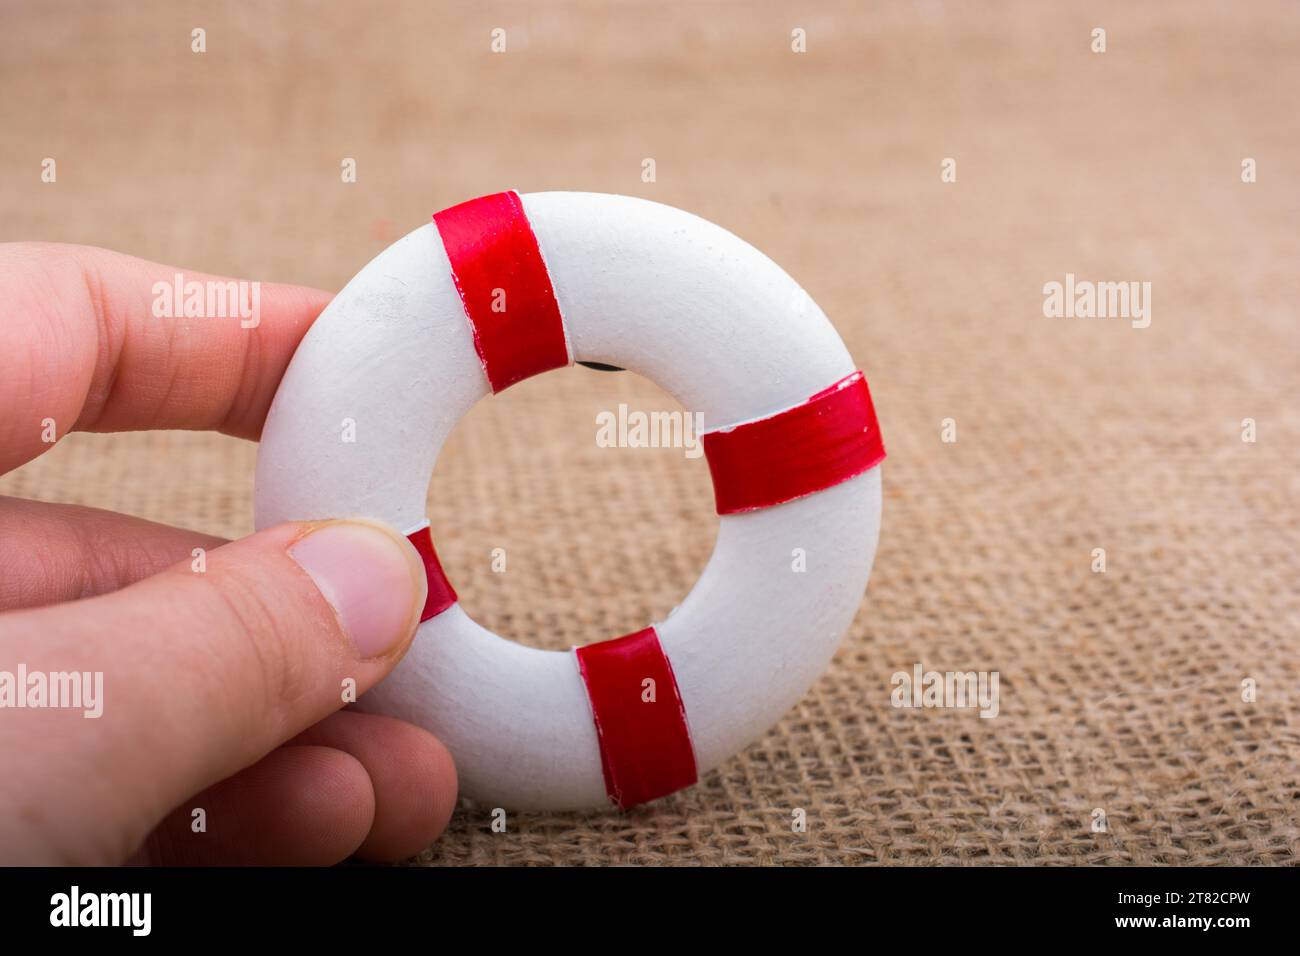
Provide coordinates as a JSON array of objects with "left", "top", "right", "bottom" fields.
[{"left": 255, "top": 191, "right": 885, "bottom": 811}]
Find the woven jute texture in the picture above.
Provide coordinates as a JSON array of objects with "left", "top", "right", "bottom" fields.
[{"left": 1, "top": 1, "right": 1297, "bottom": 864}]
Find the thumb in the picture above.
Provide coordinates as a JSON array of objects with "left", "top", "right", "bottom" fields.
[{"left": 0, "top": 519, "right": 428, "bottom": 864}]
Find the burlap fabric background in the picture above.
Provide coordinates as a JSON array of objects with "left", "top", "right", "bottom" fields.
[{"left": 2, "top": 1, "right": 1297, "bottom": 864}]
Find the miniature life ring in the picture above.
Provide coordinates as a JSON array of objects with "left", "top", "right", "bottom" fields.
[{"left": 255, "top": 191, "right": 885, "bottom": 811}]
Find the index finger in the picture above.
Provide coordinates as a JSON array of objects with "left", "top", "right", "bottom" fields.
[{"left": 0, "top": 242, "right": 331, "bottom": 475}]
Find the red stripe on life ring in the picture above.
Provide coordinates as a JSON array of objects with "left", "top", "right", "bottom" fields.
[
  {"left": 576, "top": 626, "right": 698, "bottom": 809},
  {"left": 703, "top": 370, "right": 885, "bottom": 515},
  {"left": 406, "top": 525, "right": 458, "bottom": 622},
  {"left": 433, "top": 191, "right": 570, "bottom": 393}
]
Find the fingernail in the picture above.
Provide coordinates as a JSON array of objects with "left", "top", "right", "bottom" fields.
[{"left": 289, "top": 521, "right": 426, "bottom": 659}]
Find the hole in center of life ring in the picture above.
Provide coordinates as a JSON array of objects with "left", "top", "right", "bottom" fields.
[{"left": 424, "top": 367, "right": 716, "bottom": 652}]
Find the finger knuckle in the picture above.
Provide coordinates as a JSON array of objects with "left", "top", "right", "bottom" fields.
[{"left": 197, "top": 567, "right": 316, "bottom": 734}]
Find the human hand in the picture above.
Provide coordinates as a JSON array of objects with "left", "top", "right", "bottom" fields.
[{"left": 0, "top": 243, "right": 457, "bottom": 865}]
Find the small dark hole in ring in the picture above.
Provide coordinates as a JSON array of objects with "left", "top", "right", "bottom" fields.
[{"left": 578, "top": 361, "right": 626, "bottom": 372}]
